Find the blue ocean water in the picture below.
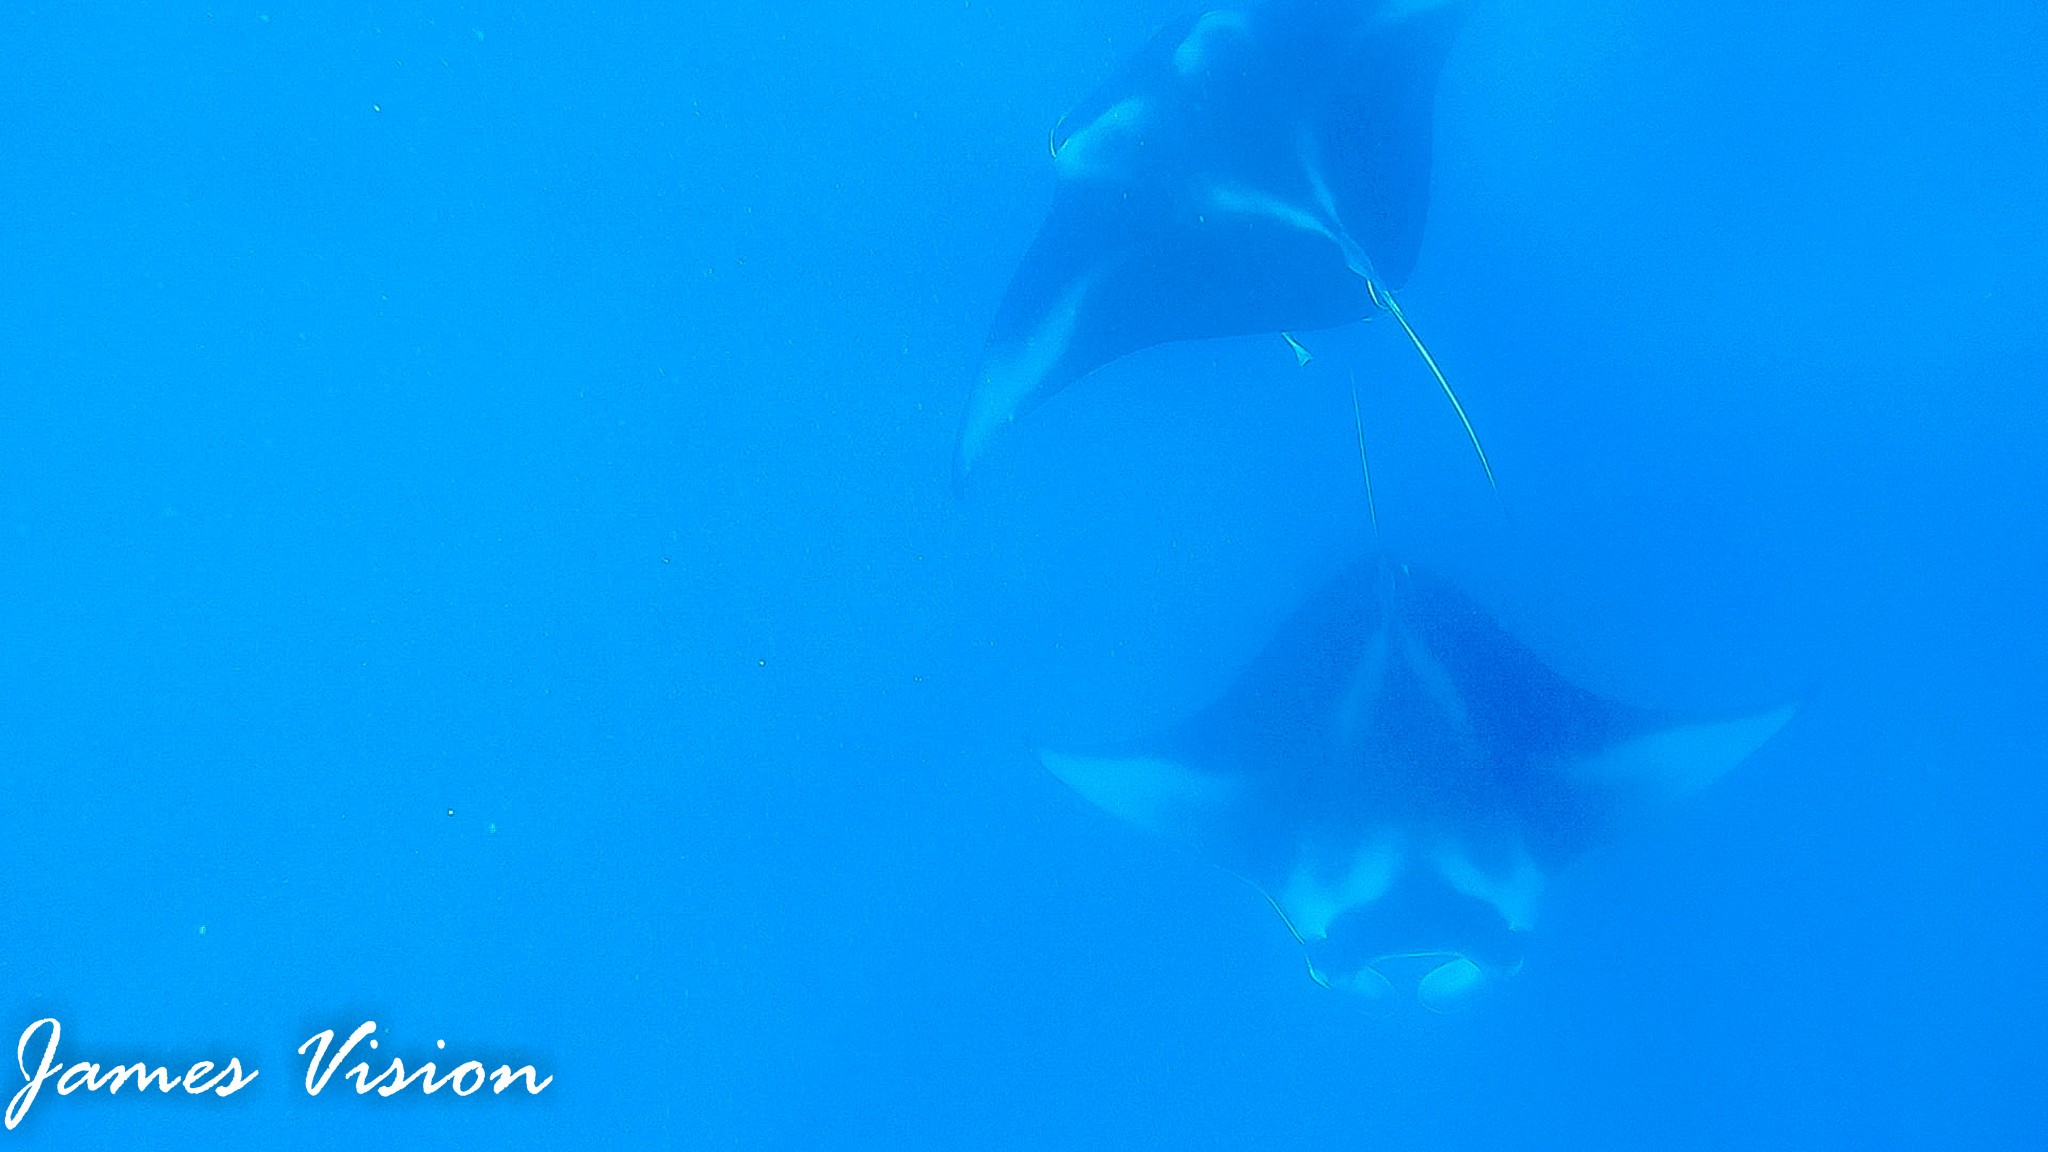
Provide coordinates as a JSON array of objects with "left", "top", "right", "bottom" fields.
[{"left": 1, "top": 0, "right": 2043, "bottom": 1147}]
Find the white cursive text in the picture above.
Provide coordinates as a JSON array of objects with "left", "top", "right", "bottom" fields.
[{"left": 6, "top": 1018, "right": 256, "bottom": 1130}]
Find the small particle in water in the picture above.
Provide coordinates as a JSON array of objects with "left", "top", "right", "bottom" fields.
[
  {"left": 487, "top": 823, "right": 498, "bottom": 835},
  {"left": 197, "top": 925, "right": 207, "bottom": 936},
  {"left": 757, "top": 659, "right": 767, "bottom": 667},
  {"left": 446, "top": 808, "right": 456, "bottom": 817}
]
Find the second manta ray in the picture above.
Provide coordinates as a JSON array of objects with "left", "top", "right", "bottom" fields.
[
  {"left": 959, "top": 0, "right": 1481, "bottom": 481},
  {"left": 1040, "top": 561, "right": 1793, "bottom": 1009}
]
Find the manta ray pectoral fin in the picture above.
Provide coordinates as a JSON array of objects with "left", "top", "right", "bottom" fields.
[
  {"left": 1051, "top": 98, "right": 1149, "bottom": 179},
  {"left": 1037, "top": 750, "right": 1236, "bottom": 838},
  {"left": 957, "top": 275, "right": 1097, "bottom": 486},
  {"left": 1575, "top": 705, "right": 1798, "bottom": 802},
  {"left": 1172, "top": 10, "right": 1252, "bottom": 76}
]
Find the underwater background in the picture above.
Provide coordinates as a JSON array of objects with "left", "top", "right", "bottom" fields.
[{"left": 2, "top": 0, "right": 2044, "bottom": 1146}]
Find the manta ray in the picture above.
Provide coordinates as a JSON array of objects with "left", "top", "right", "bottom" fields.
[
  {"left": 1039, "top": 560, "right": 1793, "bottom": 1009},
  {"left": 959, "top": 0, "right": 1482, "bottom": 483}
]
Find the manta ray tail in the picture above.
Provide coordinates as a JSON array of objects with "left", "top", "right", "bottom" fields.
[
  {"left": 1349, "top": 371, "right": 1381, "bottom": 541},
  {"left": 1372, "top": 286, "right": 1498, "bottom": 493}
]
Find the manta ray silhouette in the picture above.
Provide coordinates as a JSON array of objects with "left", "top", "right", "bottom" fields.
[
  {"left": 1039, "top": 560, "right": 1793, "bottom": 1010},
  {"left": 959, "top": 0, "right": 1480, "bottom": 483}
]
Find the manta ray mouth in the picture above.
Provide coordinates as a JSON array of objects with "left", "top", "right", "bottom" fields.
[
  {"left": 1295, "top": 865, "right": 1530, "bottom": 1011},
  {"left": 1310, "top": 952, "right": 1500, "bottom": 1013}
]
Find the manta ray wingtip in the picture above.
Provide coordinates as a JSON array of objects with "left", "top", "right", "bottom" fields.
[
  {"left": 950, "top": 416, "right": 1007, "bottom": 497},
  {"left": 1576, "top": 700, "right": 1799, "bottom": 803},
  {"left": 949, "top": 445, "right": 975, "bottom": 499}
]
